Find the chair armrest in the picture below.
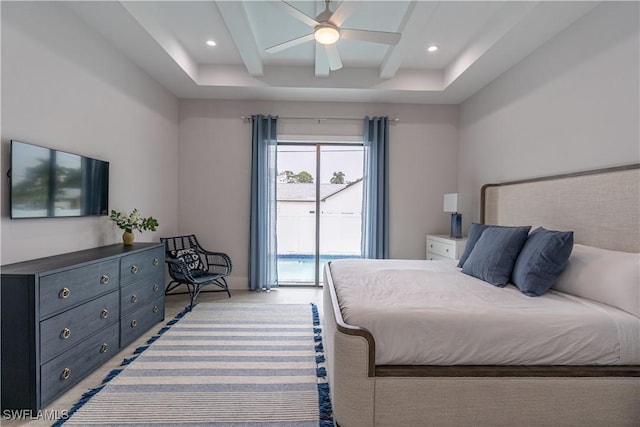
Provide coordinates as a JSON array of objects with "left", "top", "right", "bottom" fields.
[{"left": 198, "top": 248, "right": 233, "bottom": 275}]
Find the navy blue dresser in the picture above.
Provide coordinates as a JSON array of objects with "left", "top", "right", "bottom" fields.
[{"left": 1, "top": 243, "right": 165, "bottom": 412}]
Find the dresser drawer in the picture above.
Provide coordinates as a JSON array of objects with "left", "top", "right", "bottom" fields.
[
  {"left": 39, "top": 259, "right": 119, "bottom": 319},
  {"left": 40, "top": 291, "right": 119, "bottom": 363},
  {"left": 427, "top": 239, "right": 455, "bottom": 258},
  {"left": 120, "top": 271, "right": 164, "bottom": 315},
  {"left": 40, "top": 322, "right": 119, "bottom": 406},
  {"left": 427, "top": 252, "right": 454, "bottom": 261},
  {"left": 120, "top": 247, "right": 164, "bottom": 286},
  {"left": 120, "top": 296, "right": 164, "bottom": 348}
]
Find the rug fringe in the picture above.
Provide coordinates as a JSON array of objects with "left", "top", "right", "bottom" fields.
[
  {"left": 311, "top": 303, "right": 335, "bottom": 426},
  {"left": 311, "top": 302, "right": 321, "bottom": 326},
  {"left": 52, "top": 305, "right": 193, "bottom": 426}
]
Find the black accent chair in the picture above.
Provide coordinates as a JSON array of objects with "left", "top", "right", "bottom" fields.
[{"left": 161, "top": 235, "right": 232, "bottom": 308}]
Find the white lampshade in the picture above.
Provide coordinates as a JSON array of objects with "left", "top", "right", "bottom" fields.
[{"left": 443, "top": 193, "right": 459, "bottom": 213}]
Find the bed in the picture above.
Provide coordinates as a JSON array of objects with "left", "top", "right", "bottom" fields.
[{"left": 322, "top": 164, "right": 640, "bottom": 427}]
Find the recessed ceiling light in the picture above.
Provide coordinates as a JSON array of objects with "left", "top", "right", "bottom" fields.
[
  {"left": 427, "top": 45, "right": 439, "bottom": 53},
  {"left": 206, "top": 40, "right": 217, "bottom": 47}
]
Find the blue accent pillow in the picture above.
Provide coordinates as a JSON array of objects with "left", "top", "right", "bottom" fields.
[
  {"left": 511, "top": 227, "right": 574, "bottom": 296},
  {"left": 457, "top": 223, "right": 491, "bottom": 267},
  {"left": 461, "top": 226, "right": 531, "bottom": 286}
]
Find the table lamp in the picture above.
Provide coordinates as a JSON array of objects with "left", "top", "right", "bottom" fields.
[{"left": 443, "top": 193, "right": 462, "bottom": 238}]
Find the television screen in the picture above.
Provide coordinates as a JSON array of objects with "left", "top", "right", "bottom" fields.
[{"left": 10, "top": 140, "right": 109, "bottom": 218}]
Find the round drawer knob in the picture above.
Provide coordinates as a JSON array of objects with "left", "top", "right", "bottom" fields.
[
  {"left": 446, "top": 248, "right": 449, "bottom": 252},
  {"left": 130, "top": 319, "right": 138, "bottom": 328},
  {"left": 101, "top": 309, "right": 109, "bottom": 319},
  {"left": 101, "top": 275, "right": 109, "bottom": 284},
  {"left": 60, "top": 368, "right": 71, "bottom": 380},
  {"left": 430, "top": 244, "right": 433, "bottom": 248},
  {"left": 152, "top": 305, "right": 159, "bottom": 314},
  {"left": 131, "top": 265, "right": 139, "bottom": 274},
  {"left": 153, "top": 258, "right": 159, "bottom": 266},
  {"left": 131, "top": 295, "right": 138, "bottom": 303},
  {"left": 100, "top": 343, "right": 109, "bottom": 353},
  {"left": 59, "top": 287, "right": 71, "bottom": 299},
  {"left": 152, "top": 284, "right": 159, "bottom": 292},
  {"left": 60, "top": 328, "right": 71, "bottom": 339}
]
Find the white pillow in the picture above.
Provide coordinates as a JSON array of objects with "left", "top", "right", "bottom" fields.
[{"left": 552, "top": 244, "right": 640, "bottom": 317}]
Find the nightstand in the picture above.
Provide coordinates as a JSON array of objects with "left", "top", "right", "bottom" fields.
[{"left": 426, "top": 235, "right": 467, "bottom": 261}]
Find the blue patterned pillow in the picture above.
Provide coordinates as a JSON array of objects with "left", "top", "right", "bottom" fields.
[
  {"left": 170, "top": 248, "right": 204, "bottom": 272},
  {"left": 457, "top": 223, "right": 491, "bottom": 267},
  {"left": 511, "top": 227, "right": 574, "bottom": 296},
  {"left": 461, "top": 226, "right": 531, "bottom": 286}
]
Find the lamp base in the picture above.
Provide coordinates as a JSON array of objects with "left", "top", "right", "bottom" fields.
[{"left": 450, "top": 213, "right": 462, "bottom": 238}]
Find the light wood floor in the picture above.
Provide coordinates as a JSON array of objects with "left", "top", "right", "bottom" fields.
[{"left": 3, "top": 287, "right": 323, "bottom": 426}]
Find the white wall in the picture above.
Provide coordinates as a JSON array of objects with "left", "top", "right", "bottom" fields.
[
  {"left": 178, "top": 100, "right": 458, "bottom": 288},
  {"left": 458, "top": 2, "right": 640, "bottom": 226},
  {"left": 1, "top": 2, "right": 180, "bottom": 264}
]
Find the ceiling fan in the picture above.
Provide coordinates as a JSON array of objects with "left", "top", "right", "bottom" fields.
[{"left": 265, "top": 0, "right": 402, "bottom": 71}]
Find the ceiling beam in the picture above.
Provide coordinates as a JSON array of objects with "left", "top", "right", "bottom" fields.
[
  {"left": 198, "top": 64, "right": 443, "bottom": 92},
  {"left": 443, "top": 1, "right": 536, "bottom": 88},
  {"left": 379, "top": 1, "right": 439, "bottom": 79},
  {"left": 215, "top": 1, "right": 264, "bottom": 77},
  {"left": 120, "top": 2, "right": 199, "bottom": 83},
  {"left": 442, "top": 1, "right": 598, "bottom": 101}
]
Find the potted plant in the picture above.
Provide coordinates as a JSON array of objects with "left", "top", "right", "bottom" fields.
[{"left": 109, "top": 209, "right": 159, "bottom": 245}]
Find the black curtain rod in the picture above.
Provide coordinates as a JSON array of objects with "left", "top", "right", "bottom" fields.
[{"left": 241, "top": 116, "right": 399, "bottom": 122}]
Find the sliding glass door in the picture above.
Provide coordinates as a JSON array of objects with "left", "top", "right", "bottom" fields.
[{"left": 276, "top": 143, "right": 363, "bottom": 286}]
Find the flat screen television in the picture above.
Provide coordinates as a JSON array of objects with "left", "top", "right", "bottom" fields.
[{"left": 10, "top": 140, "right": 109, "bottom": 218}]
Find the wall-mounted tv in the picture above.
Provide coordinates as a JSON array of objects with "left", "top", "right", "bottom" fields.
[{"left": 10, "top": 140, "right": 109, "bottom": 218}]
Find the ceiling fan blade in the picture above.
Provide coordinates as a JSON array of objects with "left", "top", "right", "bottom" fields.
[
  {"left": 324, "top": 44, "right": 343, "bottom": 71},
  {"left": 340, "top": 28, "right": 401, "bottom": 45},
  {"left": 328, "top": 1, "right": 358, "bottom": 27},
  {"left": 269, "top": 1, "right": 319, "bottom": 27},
  {"left": 265, "top": 33, "right": 315, "bottom": 54}
]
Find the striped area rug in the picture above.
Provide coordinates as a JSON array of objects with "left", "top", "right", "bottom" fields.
[{"left": 57, "top": 303, "right": 333, "bottom": 426}]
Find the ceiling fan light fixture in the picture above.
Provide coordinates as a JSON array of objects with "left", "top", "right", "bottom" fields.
[{"left": 315, "top": 24, "right": 340, "bottom": 45}]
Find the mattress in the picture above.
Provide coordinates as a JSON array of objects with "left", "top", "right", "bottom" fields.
[{"left": 329, "top": 259, "right": 640, "bottom": 366}]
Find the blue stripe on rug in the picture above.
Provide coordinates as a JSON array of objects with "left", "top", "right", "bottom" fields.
[
  {"left": 53, "top": 303, "right": 334, "bottom": 427},
  {"left": 159, "top": 335, "right": 313, "bottom": 341}
]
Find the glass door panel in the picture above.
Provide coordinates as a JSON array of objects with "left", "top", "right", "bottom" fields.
[
  {"left": 318, "top": 146, "right": 364, "bottom": 284},
  {"left": 276, "top": 145, "right": 317, "bottom": 284}
]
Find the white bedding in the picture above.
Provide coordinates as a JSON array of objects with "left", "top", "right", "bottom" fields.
[{"left": 329, "top": 259, "right": 640, "bottom": 366}]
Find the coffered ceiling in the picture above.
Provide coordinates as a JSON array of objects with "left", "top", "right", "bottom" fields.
[{"left": 67, "top": 1, "right": 599, "bottom": 104}]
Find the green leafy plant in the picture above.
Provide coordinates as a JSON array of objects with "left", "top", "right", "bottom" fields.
[{"left": 109, "top": 209, "right": 158, "bottom": 233}]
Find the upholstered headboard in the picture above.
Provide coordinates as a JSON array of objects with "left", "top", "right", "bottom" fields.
[{"left": 481, "top": 164, "right": 640, "bottom": 253}]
